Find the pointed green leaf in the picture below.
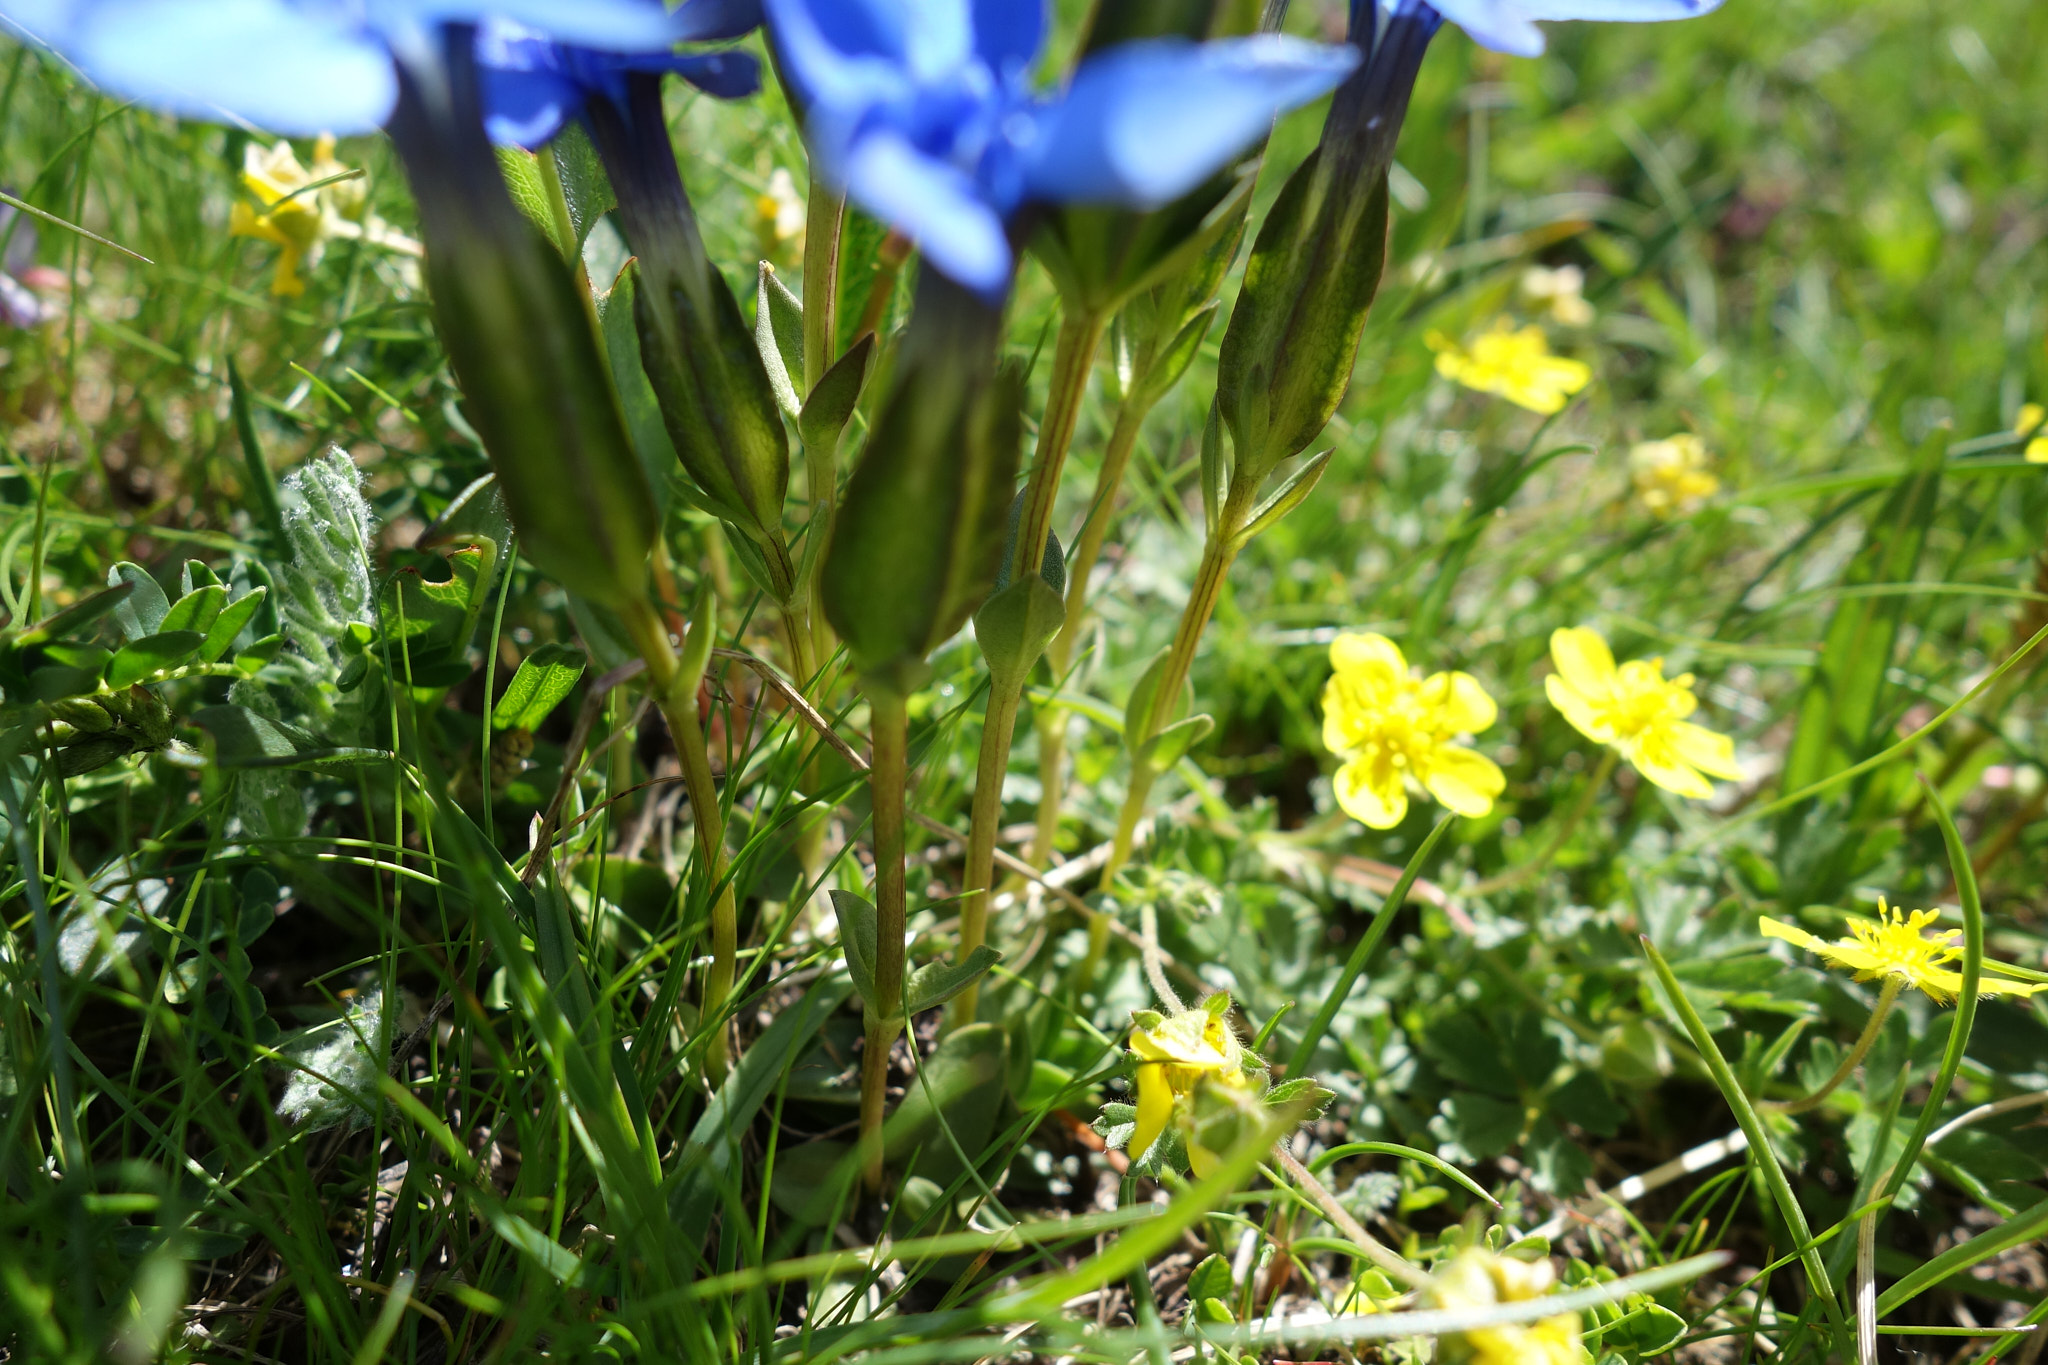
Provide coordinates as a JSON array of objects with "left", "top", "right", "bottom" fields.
[
  {"left": 181, "top": 559, "right": 221, "bottom": 595},
  {"left": 1236, "top": 448, "right": 1334, "bottom": 545},
  {"left": 159, "top": 584, "right": 226, "bottom": 638},
  {"left": 494, "top": 643, "right": 587, "bottom": 732},
  {"left": 796, "top": 331, "right": 874, "bottom": 450},
  {"left": 105, "top": 631, "right": 205, "bottom": 689},
  {"left": 228, "top": 358, "right": 285, "bottom": 543},
  {"left": 830, "top": 889, "right": 880, "bottom": 1012},
  {"left": 903, "top": 945, "right": 1004, "bottom": 1017},
  {"left": 107, "top": 563, "right": 169, "bottom": 642},
  {"left": 199, "top": 588, "right": 267, "bottom": 664},
  {"left": 20, "top": 582, "right": 133, "bottom": 646},
  {"left": 755, "top": 262, "right": 804, "bottom": 418}
]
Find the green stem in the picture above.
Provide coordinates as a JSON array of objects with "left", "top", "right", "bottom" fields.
[
  {"left": 801, "top": 183, "right": 845, "bottom": 673},
  {"left": 1032, "top": 390, "right": 1152, "bottom": 869},
  {"left": 1467, "top": 748, "right": 1618, "bottom": 897},
  {"left": 859, "top": 688, "right": 910, "bottom": 1192},
  {"left": 950, "top": 679, "right": 1022, "bottom": 1029},
  {"left": 954, "top": 308, "right": 1104, "bottom": 1005},
  {"left": 1764, "top": 978, "right": 1902, "bottom": 1116},
  {"left": 622, "top": 600, "right": 737, "bottom": 1082}
]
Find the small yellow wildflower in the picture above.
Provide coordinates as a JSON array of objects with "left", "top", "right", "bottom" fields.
[
  {"left": 1428, "top": 1250, "right": 1583, "bottom": 1365},
  {"left": 1520, "top": 264, "right": 1593, "bottom": 326},
  {"left": 754, "top": 167, "right": 807, "bottom": 260},
  {"left": 1427, "top": 319, "right": 1592, "bottom": 415},
  {"left": 1545, "top": 626, "right": 1741, "bottom": 799},
  {"left": 2017, "top": 403, "right": 2048, "bottom": 463},
  {"left": 1128, "top": 1002, "right": 1255, "bottom": 1178},
  {"left": 1760, "top": 900, "right": 2046, "bottom": 1004},
  {"left": 231, "top": 138, "right": 333, "bottom": 296},
  {"left": 1629, "top": 434, "right": 1720, "bottom": 516},
  {"left": 1322, "top": 632, "right": 1505, "bottom": 830}
]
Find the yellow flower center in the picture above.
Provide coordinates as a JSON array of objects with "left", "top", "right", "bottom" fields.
[{"left": 1849, "top": 903, "right": 1958, "bottom": 980}]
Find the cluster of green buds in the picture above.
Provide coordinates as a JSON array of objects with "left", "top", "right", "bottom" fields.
[{"left": 1096, "top": 992, "right": 1332, "bottom": 1179}]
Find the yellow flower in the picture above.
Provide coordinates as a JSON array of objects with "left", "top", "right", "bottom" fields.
[
  {"left": 1760, "top": 901, "right": 2046, "bottom": 1004},
  {"left": 1628, "top": 434, "right": 1720, "bottom": 516},
  {"left": 1322, "top": 632, "right": 1505, "bottom": 830},
  {"left": 1520, "top": 264, "right": 1593, "bottom": 326},
  {"left": 754, "top": 167, "right": 807, "bottom": 260},
  {"left": 230, "top": 138, "right": 342, "bottom": 297},
  {"left": 1429, "top": 1250, "right": 1583, "bottom": 1365},
  {"left": 1545, "top": 626, "right": 1741, "bottom": 799},
  {"left": 2017, "top": 403, "right": 2048, "bottom": 463},
  {"left": 1427, "top": 319, "right": 1592, "bottom": 414},
  {"left": 1128, "top": 1003, "right": 1253, "bottom": 1178}
]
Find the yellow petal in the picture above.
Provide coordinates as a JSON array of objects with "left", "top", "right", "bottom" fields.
[
  {"left": 1759, "top": 916, "right": 1829, "bottom": 955},
  {"left": 1625, "top": 740, "right": 1716, "bottom": 799},
  {"left": 1132, "top": 1063, "right": 1172, "bottom": 1159},
  {"left": 1666, "top": 720, "right": 1743, "bottom": 780},
  {"left": 1544, "top": 674, "right": 1613, "bottom": 744},
  {"left": 1422, "top": 744, "right": 1505, "bottom": 817},
  {"left": 1814, "top": 940, "right": 1885, "bottom": 975},
  {"left": 1549, "top": 627, "right": 1617, "bottom": 700},
  {"left": 1322, "top": 676, "right": 1363, "bottom": 755},
  {"left": 1331, "top": 631, "right": 1406, "bottom": 679},
  {"left": 1335, "top": 756, "right": 1407, "bottom": 829},
  {"left": 1422, "top": 669, "right": 1498, "bottom": 735},
  {"left": 1187, "top": 1137, "right": 1222, "bottom": 1181}
]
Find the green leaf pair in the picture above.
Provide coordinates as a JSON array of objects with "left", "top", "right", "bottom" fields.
[{"left": 831, "top": 890, "right": 1002, "bottom": 1027}]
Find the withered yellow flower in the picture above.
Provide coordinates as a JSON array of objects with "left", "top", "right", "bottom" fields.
[
  {"left": 1429, "top": 1250, "right": 1583, "bottom": 1365},
  {"left": 1545, "top": 626, "right": 1741, "bottom": 799},
  {"left": 1628, "top": 434, "right": 1719, "bottom": 516},
  {"left": 1322, "top": 632, "right": 1504, "bottom": 830},
  {"left": 2017, "top": 403, "right": 2048, "bottom": 463},
  {"left": 1127, "top": 1002, "right": 1254, "bottom": 1178},
  {"left": 1760, "top": 901, "right": 2045, "bottom": 1004},
  {"left": 1427, "top": 320, "right": 1592, "bottom": 414}
]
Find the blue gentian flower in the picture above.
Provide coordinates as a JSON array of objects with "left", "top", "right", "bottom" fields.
[
  {"left": 1352, "top": 0, "right": 1724, "bottom": 59},
  {"left": 477, "top": 1, "right": 763, "bottom": 149},
  {"left": 764, "top": 0, "right": 1359, "bottom": 299},
  {"left": 11, "top": 0, "right": 716, "bottom": 136}
]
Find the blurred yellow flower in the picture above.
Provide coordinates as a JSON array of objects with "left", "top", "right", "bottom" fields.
[
  {"left": 231, "top": 138, "right": 335, "bottom": 297},
  {"left": 754, "top": 167, "right": 807, "bottom": 260},
  {"left": 2018, "top": 403, "right": 2048, "bottom": 463},
  {"left": 1127, "top": 1002, "right": 1253, "bottom": 1178},
  {"left": 1427, "top": 320, "right": 1592, "bottom": 414},
  {"left": 1520, "top": 264, "right": 1593, "bottom": 326},
  {"left": 1760, "top": 901, "right": 2046, "bottom": 1004},
  {"left": 1322, "top": 632, "right": 1504, "bottom": 830},
  {"left": 1429, "top": 1250, "right": 1583, "bottom": 1365},
  {"left": 1545, "top": 626, "right": 1741, "bottom": 798},
  {"left": 1628, "top": 434, "right": 1719, "bottom": 516}
]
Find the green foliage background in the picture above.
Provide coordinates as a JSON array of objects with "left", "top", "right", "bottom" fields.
[{"left": 2, "top": 0, "right": 2046, "bottom": 1361}]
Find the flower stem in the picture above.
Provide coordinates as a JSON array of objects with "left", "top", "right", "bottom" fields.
[
  {"left": 1466, "top": 747, "right": 1618, "bottom": 897},
  {"left": 1272, "top": 1145, "right": 1426, "bottom": 1288},
  {"left": 951, "top": 308, "right": 1104, "bottom": 1020},
  {"left": 1031, "top": 390, "right": 1152, "bottom": 869},
  {"left": 859, "top": 687, "right": 911, "bottom": 1192},
  {"left": 1764, "top": 978, "right": 1903, "bottom": 1116},
  {"left": 801, "top": 184, "right": 845, "bottom": 673},
  {"left": 621, "top": 598, "right": 737, "bottom": 1082}
]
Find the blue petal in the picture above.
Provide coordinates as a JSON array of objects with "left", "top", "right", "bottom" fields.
[
  {"left": 898, "top": 0, "right": 973, "bottom": 83},
  {"left": 480, "top": 63, "right": 579, "bottom": 146},
  {"left": 764, "top": 0, "right": 913, "bottom": 111},
  {"left": 667, "top": 50, "right": 762, "bottom": 99},
  {"left": 970, "top": 0, "right": 1042, "bottom": 76},
  {"left": 668, "top": 0, "right": 764, "bottom": 43},
  {"left": 1023, "top": 36, "right": 1358, "bottom": 208},
  {"left": 1519, "top": 0, "right": 1723, "bottom": 18},
  {"left": 1425, "top": 0, "right": 1544, "bottom": 55},
  {"left": 73, "top": 0, "right": 396, "bottom": 135},
  {"left": 386, "top": 0, "right": 691, "bottom": 51},
  {"left": 842, "top": 128, "right": 1011, "bottom": 299},
  {"left": 0, "top": 0, "right": 79, "bottom": 47}
]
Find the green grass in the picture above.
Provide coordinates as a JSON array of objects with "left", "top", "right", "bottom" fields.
[{"left": 3, "top": 1, "right": 2048, "bottom": 1362}]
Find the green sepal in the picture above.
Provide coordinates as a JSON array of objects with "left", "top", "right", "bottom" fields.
[
  {"left": 1031, "top": 167, "right": 1255, "bottom": 319},
  {"left": 1131, "top": 1009, "right": 1166, "bottom": 1031},
  {"left": 1263, "top": 1076, "right": 1335, "bottom": 1122},
  {"left": 903, "top": 945, "right": 1004, "bottom": 1017},
  {"left": 797, "top": 331, "right": 875, "bottom": 450},
  {"left": 1217, "top": 160, "right": 1390, "bottom": 485},
  {"left": 755, "top": 262, "right": 805, "bottom": 418}
]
